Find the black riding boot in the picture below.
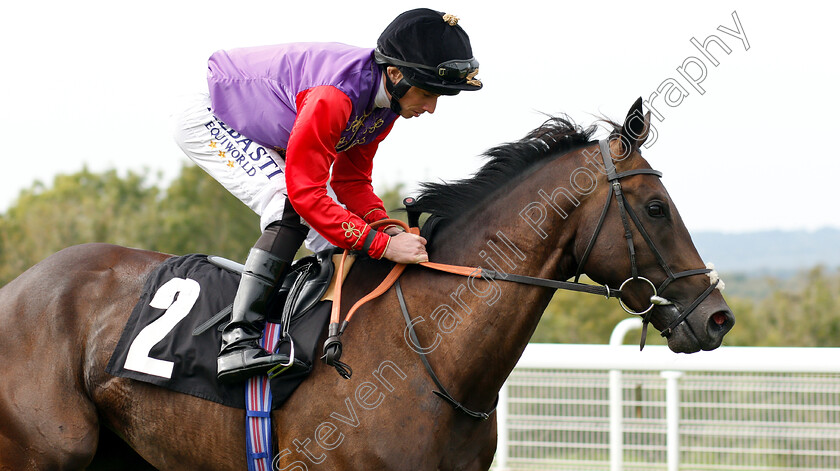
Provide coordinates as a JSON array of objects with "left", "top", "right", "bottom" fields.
[{"left": 217, "top": 247, "right": 291, "bottom": 383}]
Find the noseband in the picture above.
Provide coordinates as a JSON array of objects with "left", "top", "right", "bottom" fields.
[{"left": 574, "top": 139, "right": 720, "bottom": 349}]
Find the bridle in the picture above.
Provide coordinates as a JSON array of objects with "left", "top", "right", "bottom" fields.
[
  {"left": 321, "top": 138, "right": 722, "bottom": 420},
  {"left": 574, "top": 139, "right": 720, "bottom": 349}
]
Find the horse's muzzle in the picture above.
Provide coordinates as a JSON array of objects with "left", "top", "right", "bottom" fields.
[{"left": 658, "top": 302, "right": 734, "bottom": 353}]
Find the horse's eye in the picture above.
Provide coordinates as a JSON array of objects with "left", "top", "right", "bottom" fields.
[{"left": 647, "top": 201, "right": 667, "bottom": 218}]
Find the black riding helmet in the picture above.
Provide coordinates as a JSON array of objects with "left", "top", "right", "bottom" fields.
[{"left": 376, "top": 8, "right": 482, "bottom": 113}]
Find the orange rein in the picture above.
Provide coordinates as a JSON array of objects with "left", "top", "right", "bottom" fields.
[{"left": 329, "top": 219, "right": 482, "bottom": 331}]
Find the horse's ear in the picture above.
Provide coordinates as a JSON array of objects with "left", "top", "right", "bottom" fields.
[{"left": 619, "top": 97, "right": 651, "bottom": 154}]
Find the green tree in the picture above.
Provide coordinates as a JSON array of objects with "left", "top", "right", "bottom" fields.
[
  {"left": 0, "top": 167, "right": 415, "bottom": 286},
  {"left": 0, "top": 165, "right": 258, "bottom": 285},
  {"left": 0, "top": 167, "right": 162, "bottom": 284},
  {"left": 721, "top": 267, "right": 840, "bottom": 347},
  {"left": 154, "top": 164, "right": 260, "bottom": 259},
  {"left": 377, "top": 182, "right": 410, "bottom": 225},
  {"left": 533, "top": 268, "right": 840, "bottom": 348}
]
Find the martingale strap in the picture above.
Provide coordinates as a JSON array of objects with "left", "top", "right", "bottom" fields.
[{"left": 396, "top": 280, "right": 497, "bottom": 420}]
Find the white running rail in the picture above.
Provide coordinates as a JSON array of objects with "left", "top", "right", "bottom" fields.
[{"left": 492, "top": 320, "right": 840, "bottom": 470}]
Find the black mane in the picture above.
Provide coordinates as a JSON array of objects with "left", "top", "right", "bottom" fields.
[{"left": 412, "top": 116, "right": 606, "bottom": 226}]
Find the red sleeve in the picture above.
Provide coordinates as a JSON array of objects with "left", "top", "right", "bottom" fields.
[
  {"left": 331, "top": 119, "right": 396, "bottom": 224},
  {"left": 285, "top": 86, "right": 390, "bottom": 258}
]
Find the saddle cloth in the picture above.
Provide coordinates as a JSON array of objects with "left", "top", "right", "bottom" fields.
[{"left": 105, "top": 253, "right": 336, "bottom": 409}]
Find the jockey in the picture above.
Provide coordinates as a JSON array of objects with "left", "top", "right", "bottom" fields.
[{"left": 173, "top": 8, "right": 482, "bottom": 383}]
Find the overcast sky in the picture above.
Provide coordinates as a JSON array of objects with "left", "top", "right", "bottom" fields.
[{"left": 2, "top": 1, "right": 838, "bottom": 233}]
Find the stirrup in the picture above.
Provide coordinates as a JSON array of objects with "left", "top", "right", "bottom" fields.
[
  {"left": 267, "top": 334, "right": 296, "bottom": 378},
  {"left": 217, "top": 342, "right": 306, "bottom": 383}
]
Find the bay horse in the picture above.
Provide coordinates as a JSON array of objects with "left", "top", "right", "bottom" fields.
[{"left": 0, "top": 98, "right": 733, "bottom": 470}]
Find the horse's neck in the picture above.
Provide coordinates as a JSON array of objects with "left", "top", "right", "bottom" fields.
[{"left": 421, "top": 149, "right": 591, "bottom": 408}]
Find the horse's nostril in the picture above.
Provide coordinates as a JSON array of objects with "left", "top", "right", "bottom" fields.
[{"left": 709, "top": 310, "right": 734, "bottom": 334}]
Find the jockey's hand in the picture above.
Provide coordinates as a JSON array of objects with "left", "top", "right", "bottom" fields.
[
  {"left": 383, "top": 225, "right": 405, "bottom": 236},
  {"left": 383, "top": 232, "right": 428, "bottom": 264}
]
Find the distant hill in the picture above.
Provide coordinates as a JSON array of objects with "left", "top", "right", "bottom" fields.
[{"left": 691, "top": 227, "right": 840, "bottom": 275}]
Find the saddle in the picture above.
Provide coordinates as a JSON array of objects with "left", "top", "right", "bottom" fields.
[
  {"left": 199, "top": 248, "right": 353, "bottom": 336},
  {"left": 106, "top": 249, "right": 352, "bottom": 409}
]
